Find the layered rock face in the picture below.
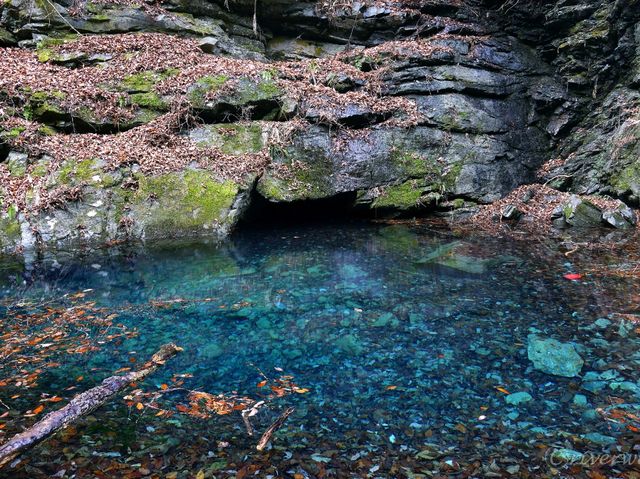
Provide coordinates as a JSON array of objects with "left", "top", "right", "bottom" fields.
[{"left": 0, "top": 0, "right": 638, "bottom": 251}]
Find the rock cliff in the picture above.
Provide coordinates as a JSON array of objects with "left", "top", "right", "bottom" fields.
[{"left": 0, "top": 0, "right": 638, "bottom": 250}]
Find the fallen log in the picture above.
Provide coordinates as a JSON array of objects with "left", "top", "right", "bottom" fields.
[
  {"left": 0, "top": 343, "right": 183, "bottom": 469},
  {"left": 256, "top": 407, "right": 294, "bottom": 451}
]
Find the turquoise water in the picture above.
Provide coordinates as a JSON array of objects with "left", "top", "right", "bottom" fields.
[{"left": 1, "top": 222, "right": 640, "bottom": 478}]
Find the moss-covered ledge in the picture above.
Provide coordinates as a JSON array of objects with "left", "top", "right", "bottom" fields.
[
  {"left": 0, "top": 167, "right": 255, "bottom": 253},
  {"left": 127, "top": 170, "right": 246, "bottom": 240}
]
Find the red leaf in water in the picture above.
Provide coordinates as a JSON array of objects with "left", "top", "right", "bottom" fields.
[{"left": 563, "top": 273, "right": 582, "bottom": 281}]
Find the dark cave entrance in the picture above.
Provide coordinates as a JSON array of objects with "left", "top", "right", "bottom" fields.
[{"left": 241, "top": 190, "right": 362, "bottom": 228}]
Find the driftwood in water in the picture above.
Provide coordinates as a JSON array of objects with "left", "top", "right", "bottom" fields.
[
  {"left": 0, "top": 343, "right": 183, "bottom": 469},
  {"left": 256, "top": 407, "right": 295, "bottom": 451}
]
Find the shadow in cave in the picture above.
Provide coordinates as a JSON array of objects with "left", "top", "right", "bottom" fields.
[{"left": 240, "top": 190, "right": 363, "bottom": 229}]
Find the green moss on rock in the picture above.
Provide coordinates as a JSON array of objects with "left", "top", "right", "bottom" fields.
[
  {"left": 235, "top": 77, "right": 282, "bottom": 105},
  {"left": 37, "top": 125, "right": 57, "bottom": 136},
  {"left": 5, "top": 126, "right": 25, "bottom": 138},
  {"left": 132, "top": 170, "right": 239, "bottom": 238},
  {"left": 122, "top": 69, "right": 179, "bottom": 93},
  {"left": 30, "top": 159, "right": 50, "bottom": 178},
  {"left": 56, "top": 158, "right": 103, "bottom": 185},
  {"left": 37, "top": 49, "right": 53, "bottom": 63},
  {"left": 35, "top": 35, "right": 78, "bottom": 63},
  {"left": 193, "top": 124, "right": 263, "bottom": 154},
  {"left": 0, "top": 27, "right": 17, "bottom": 46},
  {"left": 611, "top": 163, "right": 640, "bottom": 195},
  {"left": 26, "top": 91, "right": 66, "bottom": 122},
  {"left": 373, "top": 181, "right": 424, "bottom": 210},
  {"left": 0, "top": 203, "right": 21, "bottom": 249},
  {"left": 258, "top": 150, "right": 334, "bottom": 202},
  {"left": 130, "top": 92, "right": 169, "bottom": 111},
  {"left": 188, "top": 75, "right": 229, "bottom": 107},
  {"left": 391, "top": 150, "right": 429, "bottom": 178}
]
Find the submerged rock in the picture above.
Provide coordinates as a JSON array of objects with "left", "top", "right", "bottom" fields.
[
  {"left": 336, "top": 334, "right": 363, "bottom": 355},
  {"left": 505, "top": 391, "right": 532, "bottom": 406},
  {"left": 582, "top": 432, "right": 616, "bottom": 446},
  {"left": 527, "top": 334, "right": 584, "bottom": 377},
  {"left": 572, "top": 394, "right": 588, "bottom": 407},
  {"left": 550, "top": 448, "right": 584, "bottom": 463},
  {"left": 593, "top": 318, "right": 612, "bottom": 329}
]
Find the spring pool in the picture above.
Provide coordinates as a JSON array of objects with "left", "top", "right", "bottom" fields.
[{"left": 1, "top": 222, "right": 639, "bottom": 478}]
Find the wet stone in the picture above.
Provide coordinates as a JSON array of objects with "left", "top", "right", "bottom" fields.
[
  {"left": 594, "top": 318, "right": 612, "bottom": 329},
  {"left": 572, "top": 394, "right": 588, "bottom": 407},
  {"left": 527, "top": 334, "right": 584, "bottom": 377},
  {"left": 582, "top": 432, "right": 616, "bottom": 446},
  {"left": 505, "top": 391, "right": 532, "bottom": 406},
  {"left": 550, "top": 448, "right": 584, "bottom": 463}
]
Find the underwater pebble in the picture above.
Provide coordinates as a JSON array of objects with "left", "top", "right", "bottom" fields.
[
  {"left": 505, "top": 392, "right": 532, "bottom": 406},
  {"left": 550, "top": 448, "right": 584, "bottom": 463},
  {"left": 582, "top": 432, "right": 616, "bottom": 446},
  {"left": 594, "top": 318, "right": 611, "bottom": 329},
  {"left": 609, "top": 381, "right": 640, "bottom": 394},
  {"left": 311, "top": 454, "right": 331, "bottom": 463},
  {"left": 581, "top": 409, "right": 600, "bottom": 421},
  {"left": 572, "top": 394, "right": 588, "bottom": 407}
]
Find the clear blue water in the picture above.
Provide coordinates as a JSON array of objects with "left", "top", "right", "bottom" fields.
[{"left": 1, "top": 222, "right": 639, "bottom": 478}]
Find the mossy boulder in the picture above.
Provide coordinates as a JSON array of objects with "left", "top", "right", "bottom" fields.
[
  {"left": 257, "top": 125, "right": 509, "bottom": 206},
  {"left": 562, "top": 196, "right": 603, "bottom": 227},
  {"left": 6, "top": 152, "right": 28, "bottom": 177},
  {"left": 607, "top": 121, "right": 640, "bottom": 201},
  {"left": 189, "top": 75, "right": 283, "bottom": 121},
  {"left": 26, "top": 91, "right": 67, "bottom": 123},
  {"left": 130, "top": 92, "right": 169, "bottom": 111},
  {"left": 7, "top": 166, "right": 251, "bottom": 250},
  {"left": 0, "top": 27, "right": 17, "bottom": 46},
  {"left": 258, "top": 149, "right": 335, "bottom": 202},
  {"left": 0, "top": 204, "right": 22, "bottom": 250},
  {"left": 187, "top": 75, "right": 230, "bottom": 108},
  {"left": 372, "top": 180, "right": 426, "bottom": 210},
  {"left": 128, "top": 170, "right": 245, "bottom": 240},
  {"left": 602, "top": 203, "right": 637, "bottom": 229},
  {"left": 52, "top": 158, "right": 117, "bottom": 187}
]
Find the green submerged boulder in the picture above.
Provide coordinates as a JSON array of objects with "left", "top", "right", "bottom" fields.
[
  {"left": 505, "top": 391, "right": 533, "bottom": 406},
  {"left": 527, "top": 334, "right": 584, "bottom": 377}
]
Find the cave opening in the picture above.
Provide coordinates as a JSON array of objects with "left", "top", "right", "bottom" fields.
[{"left": 240, "top": 190, "right": 363, "bottom": 228}]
